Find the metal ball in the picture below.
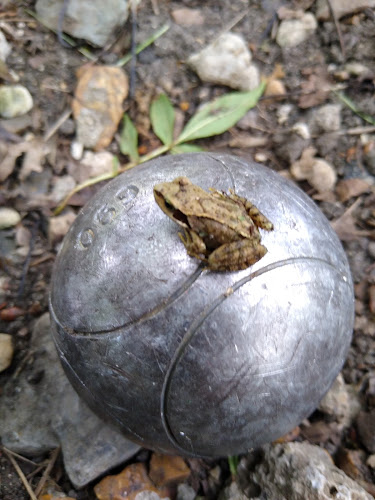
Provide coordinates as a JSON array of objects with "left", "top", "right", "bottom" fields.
[{"left": 50, "top": 153, "right": 354, "bottom": 457}]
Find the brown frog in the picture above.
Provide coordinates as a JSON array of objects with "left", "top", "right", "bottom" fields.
[{"left": 154, "top": 177, "right": 273, "bottom": 272}]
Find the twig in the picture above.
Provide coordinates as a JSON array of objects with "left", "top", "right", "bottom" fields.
[
  {"left": 2, "top": 448, "right": 38, "bottom": 500},
  {"left": 2, "top": 447, "right": 38, "bottom": 466},
  {"left": 43, "top": 108, "right": 72, "bottom": 142},
  {"left": 34, "top": 447, "right": 61, "bottom": 498},
  {"left": 129, "top": 0, "right": 138, "bottom": 99},
  {"left": 326, "top": 0, "right": 346, "bottom": 59},
  {"left": 115, "top": 23, "right": 170, "bottom": 67},
  {"left": 150, "top": 0, "right": 160, "bottom": 15}
]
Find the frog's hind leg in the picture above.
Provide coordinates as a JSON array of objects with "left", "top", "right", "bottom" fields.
[
  {"left": 229, "top": 190, "right": 273, "bottom": 231},
  {"left": 179, "top": 229, "right": 207, "bottom": 261},
  {"left": 207, "top": 239, "right": 267, "bottom": 272}
]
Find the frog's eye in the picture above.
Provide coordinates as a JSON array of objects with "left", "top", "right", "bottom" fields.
[{"left": 164, "top": 199, "right": 174, "bottom": 211}]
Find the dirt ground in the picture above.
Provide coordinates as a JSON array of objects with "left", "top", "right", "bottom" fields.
[{"left": 0, "top": 0, "right": 374, "bottom": 499}]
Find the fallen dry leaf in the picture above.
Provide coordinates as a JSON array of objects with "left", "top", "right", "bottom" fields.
[
  {"left": 331, "top": 199, "right": 373, "bottom": 241},
  {"left": 298, "top": 67, "right": 331, "bottom": 109},
  {"left": 336, "top": 178, "right": 371, "bottom": 203},
  {"left": 72, "top": 65, "right": 128, "bottom": 151}
]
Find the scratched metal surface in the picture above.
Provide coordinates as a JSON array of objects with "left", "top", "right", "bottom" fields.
[{"left": 50, "top": 153, "right": 354, "bottom": 456}]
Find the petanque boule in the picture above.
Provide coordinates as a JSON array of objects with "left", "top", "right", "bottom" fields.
[{"left": 49, "top": 153, "right": 354, "bottom": 457}]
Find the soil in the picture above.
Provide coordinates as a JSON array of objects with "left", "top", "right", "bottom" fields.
[{"left": 0, "top": 1, "right": 374, "bottom": 499}]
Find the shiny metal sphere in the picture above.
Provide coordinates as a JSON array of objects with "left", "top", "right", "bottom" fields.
[{"left": 50, "top": 153, "right": 354, "bottom": 457}]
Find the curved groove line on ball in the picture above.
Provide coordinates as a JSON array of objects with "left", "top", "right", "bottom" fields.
[
  {"left": 160, "top": 256, "right": 352, "bottom": 454},
  {"left": 207, "top": 154, "right": 236, "bottom": 190},
  {"left": 50, "top": 265, "right": 204, "bottom": 337}
]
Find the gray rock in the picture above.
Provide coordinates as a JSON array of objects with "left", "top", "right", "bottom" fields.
[
  {"left": 35, "top": 0, "right": 129, "bottom": 47},
  {"left": 276, "top": 13, "right": 317, "bottom": 48},
  {"left": 0, "top": 207, "right": 21, "bottom": 229},
  {"left": 0, "top": 85, "right": 33, "bottom": 118},
  {"left": 316, "top": 0, "right": 375, "bottom": 20},
  {"left": 177, "top": 483, "right": 196, "bottom": 500},
  {"left": 188, "top": 33, "right": 260, "bottom": 91},
  {"left": 248, "top": 442, "right": 373, "bottom": 499},
  {"left": 313, "top": 104, "right": 342, "bottom": 133},
  {"left": 0, "top": 313, "right": 139, "bottom": 488},
  {"left": 135, "top": 493, "right": 169, "bottom": 500},
  {"left": 0, "top": 30, "right": 11, "bottom": 61},
  {"left": 319, "top": 373, "right": 361, "bottom": 427},
  {"left": 219, "top": 482, "right": 248, "bottom": 500}
]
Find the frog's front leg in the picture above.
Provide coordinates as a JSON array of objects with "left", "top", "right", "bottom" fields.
[
  {"left": 207, "top": 239, "right": 267, "bottom": 272},
  {"left": 229, "top": 190, "right": 274, "bottom": 231},
  {"left": 179, "top": 229, "right": 207, "bottom": 261}
]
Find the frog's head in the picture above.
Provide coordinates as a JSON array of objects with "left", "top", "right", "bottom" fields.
[{"left": 153, "top": 177, "right": 192, "bottom": 227}]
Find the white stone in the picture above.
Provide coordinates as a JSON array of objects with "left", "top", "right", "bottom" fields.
[
  {"left": 314, "top": 104, "right": 341, "bottom": 132},
  {"left": 0, "top": 207, "right": 21, "bottom": 229},
  {"left": 188, "top": 33, "right": 260, "bottom": 91},
  {"left": 319, "top": 373, "right": 361, "bottom": 426},
  {"left": 0, "top": 85, "right": 33, "bottom": 118},
  {"left": 276, "top": 13, "right": 317, "bottom": 47},
  {"left": 309, "top": 159, "right": 337, "bottom": 192},
  {"left": 70, "top": 140, "right": 84, "bottom": 160},
  {"left": 292, "top": 122, "right": 311, "bottom": 140},
  {"left": 277, "top": 103, "right": 293, "bottom": 125},
  {"left": 0, "top": 30, "right": 11, "bottom": 61},
  {"left": 0, "top": 333, "right": 13, "bottom": 372},
  {"left": 50, "top": 175, "right": 76, "bottom": 203},
  {"left": 36, "top": 0, "right": 129, "bottom": 47}
]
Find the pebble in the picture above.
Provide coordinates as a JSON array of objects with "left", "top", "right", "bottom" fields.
[
  {"left": 313, "top": 104, "right": 341, "bottom": 133},
  {"left": 70, "top": 140, "right": 84, "bottom": 160},
  {"left": 36, "top": 0, "right": 129, "bottom": 47},
  {"left": 368, "top": 242, "right": 375, "bottom": 260},
  {"left": 345, "top": 62, "right": 372, "bottom": 77},
  {"left": 0, "top": 207, "right": 21, "bottom": 229},
  {"left": 0, "top": 85, "right": 33, "bottom": 118},
  {"left": 319, "top": 373, "right": 361, "bottom": 427},
  {"left": 0, "top": 333, "right": 13, "bottom": 372},
  {"left": 48, "top": 210, "right": 76, "bottom": 245},
  {"left": 50, "top": 175, "right": 76, "bottom": 203},
  {"left": 0, "top": 30, "right": 11, "bottom": 61},
  {"left": 316, "top": 0, "right": 375, "bottom": 21},
  {"left": 367, "top": 455, "right": 375, "bottom": 469},
  {"left": 171, "top": 8, "right": 205, "bottom": 26},
  {"left": 79, "top": 151, "right": 116, "bottom": 181},
  {"left": 188, "top": 32, "right": 260, "bottom": 91},
  {"left": 308, "top": 158, "right": 337, "bottom": 192},
  {"left": 277, "top": 103, "right": 293, "bottom": 125},
  {"left": 276, "top": 13, "right": 317, "bottom": 47},
  {"left": 292, "top": 122, "right": 310, "bottom": 140},
  {"left": 177, "top": 484, "right": 196, "bottom": 500}
]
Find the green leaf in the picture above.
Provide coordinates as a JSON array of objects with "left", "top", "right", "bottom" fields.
[
  {"left": 150, "top": 94, "right": 175, "bottom": 146},
  {"left": 176, "top": 82, "right": 266, "bottom": 144},
  {"left": 120, "top": 114, "right": 139, "bottom": 161},
  {"left": 170, "top": 143, "right": 204, "bottom": 154},
  {"left": 334, "top": 91, "right": 375, "bottom": 126}
]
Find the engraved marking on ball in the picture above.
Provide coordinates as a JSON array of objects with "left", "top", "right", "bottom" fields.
[
  {"left": 97, "top": 206, "right": 116, "bottom": 225},
  {"left": 79, "top": 228, "right": 95, "bottom": 248},
  {"left": 116, "top": 185, "right": 139, "bottom": 205}
]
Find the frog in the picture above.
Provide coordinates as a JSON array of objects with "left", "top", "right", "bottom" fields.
[{"left": 153, "top": 176, "right": 273, "bottom": 272}]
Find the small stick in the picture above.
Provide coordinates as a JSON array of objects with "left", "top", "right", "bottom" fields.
[
  {"left": 2, "top": 448, "right": 38, "bottom": 500},
  {"left": 326, "top": 0, "right": 346, "bottom": 59},
  {"left": 2, "top": 447, "right": 38, "bottom": 466},
  {"left": 34, "top": 447, "right": 61, "bottom": 498},
  {"left": 43, "top": 108, "right": 72, "bottom": 142}
]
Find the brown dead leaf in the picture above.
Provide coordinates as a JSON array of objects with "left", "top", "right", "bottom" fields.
[
  {"left": 336, "top": 178, "right": 371, "bottom": 203},
  {"left": 298, "top": 67, "right": 331, "bottom": 109},
  {"left": 19, "top": 138, "right": 51, "bottom": 181},
  {"left": 72, "top": 65, "right": 128, "bottom": 151},
  {"left": 331, "top": 199, "right": 373, "bottom": 241},
  {"left": 0, "top": 141, "right": 28, "bottom": 181},
  {"left": 171, "top": 8, "right": 205, "bottom": 25}
]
